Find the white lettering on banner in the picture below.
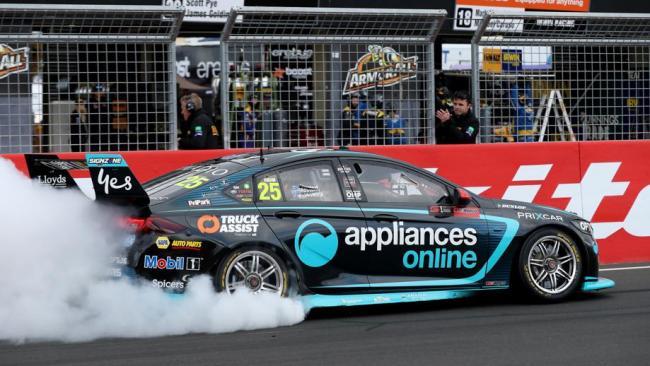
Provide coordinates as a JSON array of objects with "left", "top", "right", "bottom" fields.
[
  {"left": 271, "top": 48, "right": 313, "bottom": 60},
  {"left": 285, "top": 67, "right": 312, "bottom": 79},
  {"left": 553, "top": 162, "right": 629, "bottom": 221},
  {"left": 97, "top": 168, "right": 133, "bottom": 194},
  {"left": 176, "top": 56, "right": 190, "bottom": 78},
  {"left": 425, "top": 162, "right": 647, "bottom": 240}
]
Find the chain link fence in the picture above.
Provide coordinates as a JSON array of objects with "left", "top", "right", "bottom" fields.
[
  {"left": 471, "top": 12, "right": 650, "bottom": 143},
  {"left": 217, "top": 7, "right": 445, "bottom": 148},
  {"left": 0, "top": 5, "right": 183, "bottom": 153}
]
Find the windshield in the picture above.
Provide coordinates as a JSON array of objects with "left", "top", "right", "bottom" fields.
[{"left": 144, "top": 160, "right": 247, "bottom": 202}]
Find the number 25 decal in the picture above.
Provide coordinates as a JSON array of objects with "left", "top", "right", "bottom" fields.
[
  {"left": 176, "top": 175, "right": 209, "bottom": 189},
  {"left": 258, "top": 181, "right": 282, "bottom": 201}
]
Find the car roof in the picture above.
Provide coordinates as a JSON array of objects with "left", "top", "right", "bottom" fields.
[{"left": 221, "top": 148, "right": 398, "bottom": 168}]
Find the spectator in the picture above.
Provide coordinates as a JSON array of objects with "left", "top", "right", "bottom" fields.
[
  {"left": 364, "top": 94, "right": 386, "bottom": 145},
  {"left": 70, "top": 98, "right": 87, "bottom": 152},
  {"left": 340, "top": 93, "right": 367, "bottom": 146},
  {"left": 238, "top": 95, "right": 258, "bottom": 148},
  {"left": 88, "top": 83, "right": 109, "bottom": 151},
  {"left": 384, "top": 108, "right": 408, "bottom": 145},
  {"left": 178, "top": 93, "right": 221, "bottom": 149},
  {"left": 509, "top": 81, "right": 535, "bottom": 142},
  {"left": 435, "top": 91, "right": 479, "bottom": 144}
]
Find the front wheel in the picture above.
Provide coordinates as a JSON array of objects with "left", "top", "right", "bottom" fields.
[
  {"left": 517, "top": 229, "right": 583, "bottom": 301},
  {"left": 215, "top": 247, "right": 289, "bottom": 296}
]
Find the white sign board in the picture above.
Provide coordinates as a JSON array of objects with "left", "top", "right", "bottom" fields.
[
  {"left": 453, "top": 5, "right": 524, "bottom": 32},
  {"left": 163, "top": 0, "right": 243, "bottom": 23}
]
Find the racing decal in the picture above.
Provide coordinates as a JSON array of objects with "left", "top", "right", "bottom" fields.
[
  {"left": 257, "top": 176, "right": 282, "bottom": 201},
  {"left": 196, "top": 214, "right": 259, "bottom": 235},
  {"left": 171, "top": 240, "right": 202, "bottom": 251},
  {"left": 290, "top": 184, "right": 323, "bottom": 200},
  {"left": 453, "top": 207, "right": 481, "bottom": 218},
  {"left": 343, "top": 45, "right": 418, "bottom": 95},
  {"left": 155, "top": 236, "right": 171, "bottom": 250},
  {"left": 227, "top": 181, "right": 253, "bottom": 202},
  {"left": 144, "top": 255, "right": 184, "bottom": 270},
  {"left": 516, "top": 212, "right": 564, "bottom": 222},
  {"left": 25, "top": 154, "right": 79, "bottom": 190},
  {"left": 497, "top": 203, "right": 527, "bottom": 209},
  {"left": 197, "top": 215, "right": 220, "bottom": 234},
  {"left": 152, "top": 279, "right": 184, "bottom": 289},
  {"left": 96, "top": 167, "right": 132, "bottom": 194},
  {"left": 186, "top": 257, "right": 201, "bottom": 271},
  {"left": 345, "top": 222, "right": 479, "bottom": 270},
  {"left": 175, "top": 175, "right": 209, "bottom": 189},
  {"left": 87, "top": 154, "right": 127, "bottom": 168},
  {"left": 188, "top": 198, "right": 211, "bottom": 207},
  {"left": 294, "top": 219, "right": 338, "bottom": 267},
  {"left": 429, "top": 206, "right": 480, "bottom": 218}
]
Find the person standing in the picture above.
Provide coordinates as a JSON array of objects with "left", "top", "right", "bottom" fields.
[
  {"left": 70, "top": 98, "right": 87, "bottom": 152},
  {"left": 178, "top": 93, "right": 221, "bottom": 149},
  {"left": 435, "top": 91, "right": 479, "bottom": 144}
]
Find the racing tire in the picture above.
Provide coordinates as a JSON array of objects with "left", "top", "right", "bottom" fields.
[
  {"left": 517, "top": 228, "right": 583, "bottom": 302},
  {"left": 215, "top": 246, "right": 290, "bottom": 297}
]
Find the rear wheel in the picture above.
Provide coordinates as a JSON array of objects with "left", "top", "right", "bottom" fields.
[
  {"left": 518, "top": 229, "right": 582, "bottom": 301},
  {"left": 216, "top": 247, "right": 289, "bottom": 296}
]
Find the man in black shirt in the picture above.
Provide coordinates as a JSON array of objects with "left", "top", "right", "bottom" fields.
[
  {"left": 435, "top": 91, "right": 479, "bottom": 144},
  {"left": 178, "top": 93, "right": 221, "bottom": 149}
]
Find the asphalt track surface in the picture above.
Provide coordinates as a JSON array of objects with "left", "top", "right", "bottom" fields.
[{"left": 2, "top": 264, "right": 649, "bottom": 366}]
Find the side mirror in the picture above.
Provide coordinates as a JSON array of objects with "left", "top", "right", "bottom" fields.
[{"left": 455, "top": 187, "right": 472, "bottom": 207}]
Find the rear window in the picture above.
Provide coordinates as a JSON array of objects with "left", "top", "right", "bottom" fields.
[{"left": 145, "top": 161, "right": 246, "bottom": 202}]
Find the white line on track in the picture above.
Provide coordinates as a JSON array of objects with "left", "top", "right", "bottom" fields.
[{"left": 601, "top": 265, "right": 650, "bottom": 272}]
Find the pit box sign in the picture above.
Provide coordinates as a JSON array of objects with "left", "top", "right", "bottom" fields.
[
  {"left": 162, "top": 0, "right": 243, "bottom": 23},
  {"left": 454, "top": 0, "right": 591, "bottom": 32},
  {"left": 454, "top": 4, "right": 524, "bottom": 32}
]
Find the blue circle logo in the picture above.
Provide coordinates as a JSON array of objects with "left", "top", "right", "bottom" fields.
[{"left": 294, "top": 219, "right": 338, "bottom": 267}]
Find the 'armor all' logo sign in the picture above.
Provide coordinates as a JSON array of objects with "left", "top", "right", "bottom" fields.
[
  {"left": 0, "top": 44, "right": 28, "bottom": 80},
  {"left": 343, "top": 45, "right": 418, "bottom": 95}
]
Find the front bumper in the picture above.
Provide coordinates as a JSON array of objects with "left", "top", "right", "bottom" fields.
[{"left": 582, "top": 276, "right": 615, "bottom": 292}]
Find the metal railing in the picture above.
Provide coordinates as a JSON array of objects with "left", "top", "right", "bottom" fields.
[
  {"left": 0, "top": 5, "right": 183, "bottom": 153},
  {"left": 471, "top": 12, "right": 650, "bottom": 143},
  {"left": 217, "top": 7, "right": 446, "bottom": 148}
]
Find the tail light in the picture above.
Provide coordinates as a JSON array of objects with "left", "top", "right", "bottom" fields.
[{"left": 120, "top": 216, "right": 185, "bottom": 234}]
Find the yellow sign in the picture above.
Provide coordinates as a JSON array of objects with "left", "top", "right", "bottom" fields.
[
  {"left": 171, "top": 240, "right": 202, "bottom": 250},
  {"left": 482, "top": 49, "right": 502, "bottom": 73}
]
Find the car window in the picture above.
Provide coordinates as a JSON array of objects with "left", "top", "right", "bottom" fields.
[
  {"left": 354, "top": 161, "right": 449, "bottom": 204},
  {"left": 258, "top": 162, "right": 343, "bottom": 203}
]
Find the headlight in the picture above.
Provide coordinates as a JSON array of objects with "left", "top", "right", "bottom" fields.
[{"left": 571, "top": 220, "right": 594, "bottom": 236}]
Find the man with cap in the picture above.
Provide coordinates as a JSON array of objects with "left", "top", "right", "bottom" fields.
[{"left": 178, "top": 93, "right": 221, "bottom": 149}]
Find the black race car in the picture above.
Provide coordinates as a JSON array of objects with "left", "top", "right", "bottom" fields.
[{"left": 29, "top": 149, "right": 613, "bottom": 310}]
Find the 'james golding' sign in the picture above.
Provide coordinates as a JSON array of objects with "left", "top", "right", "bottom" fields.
[{"left": 163, "top": 0, "right": 243, "bottom": 23}]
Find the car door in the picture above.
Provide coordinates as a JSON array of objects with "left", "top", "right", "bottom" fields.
[
  {"left": 254, "top": 158, "right": 369, "bottom": 291},
  {"left": 339, "top": 158, "right": 489, "bottom": 289}
]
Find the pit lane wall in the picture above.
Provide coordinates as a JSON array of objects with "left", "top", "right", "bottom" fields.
[{"left": 3, "top": 140, "right": 649, "bottom": 264}]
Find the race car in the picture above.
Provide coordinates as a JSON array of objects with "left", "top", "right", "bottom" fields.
[{"left": 27, "top": 149, "right": 614, "bottom": 309}]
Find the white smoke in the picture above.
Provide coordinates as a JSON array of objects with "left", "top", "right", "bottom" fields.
[{"left": 0, "top": 158, "right": 305, "bottom": 343}]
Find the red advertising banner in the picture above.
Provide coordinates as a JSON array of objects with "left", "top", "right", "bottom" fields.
[{"left": 2, "top": 140, "right": 647, "bottom": 264}]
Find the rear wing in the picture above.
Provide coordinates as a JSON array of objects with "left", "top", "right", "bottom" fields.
[{"left": 26, "top": 153, "right": 150, "bottom": 209}]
